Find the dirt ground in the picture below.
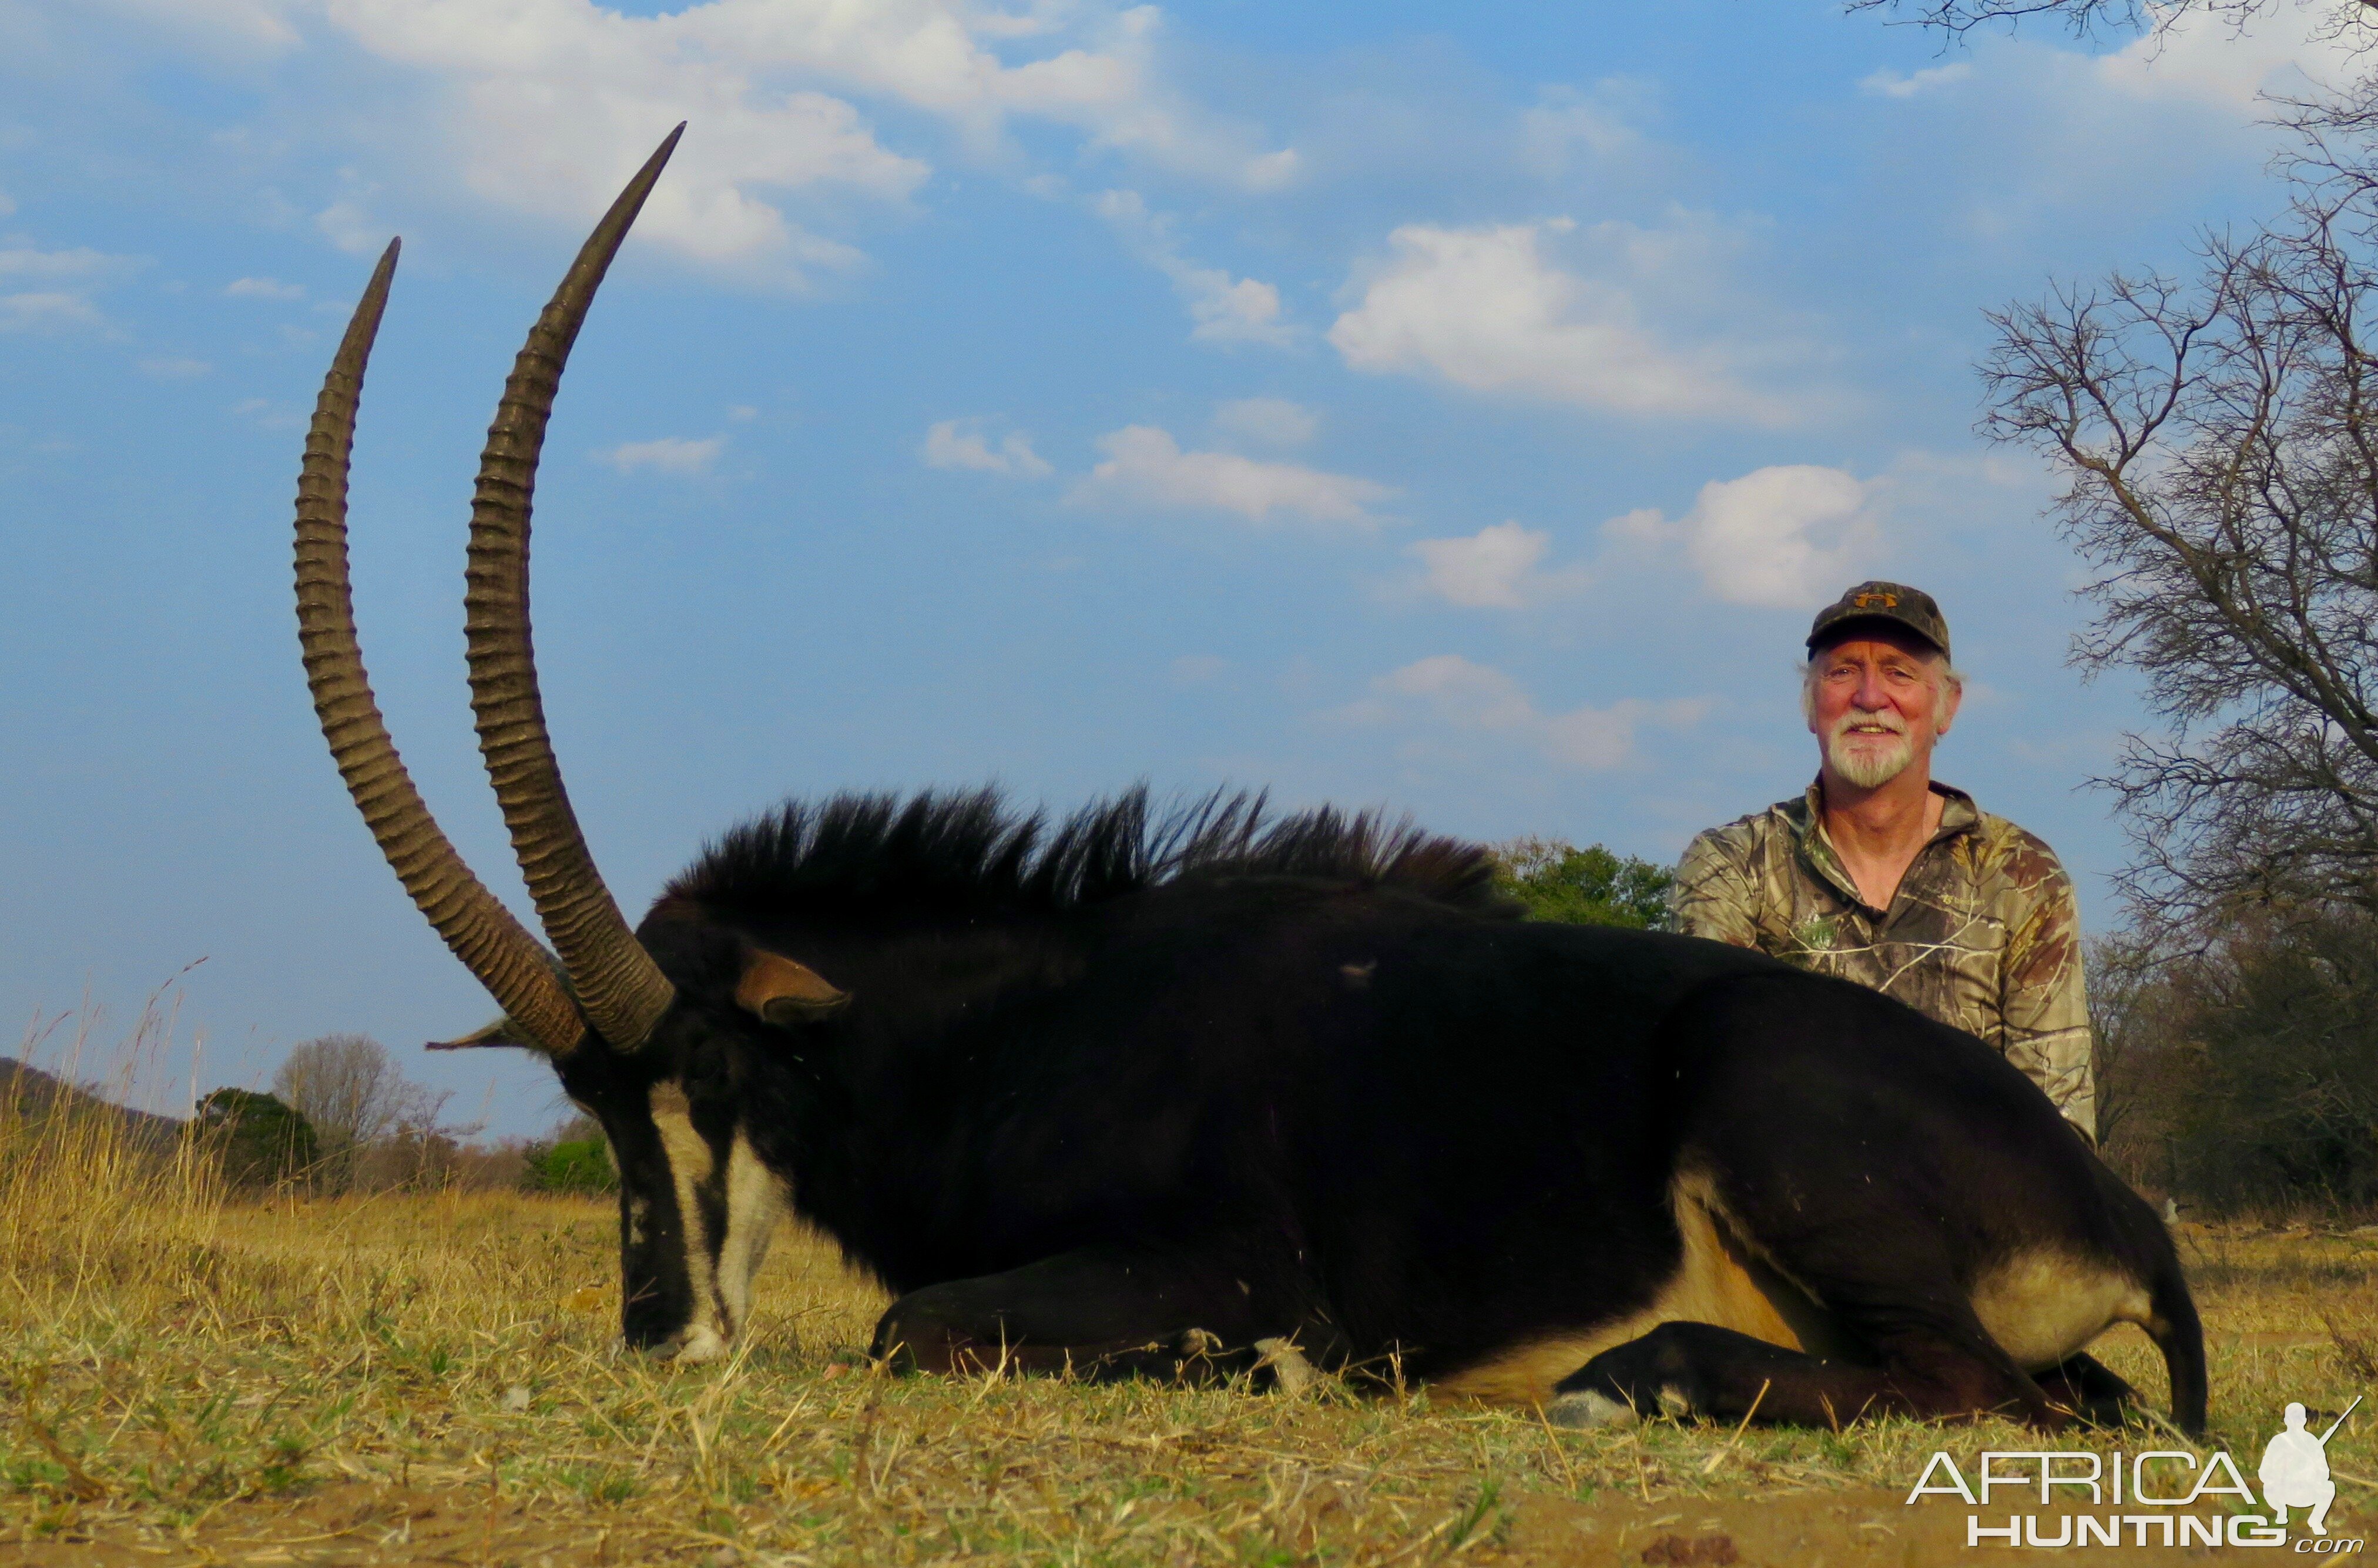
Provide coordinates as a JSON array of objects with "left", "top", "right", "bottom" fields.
[{"left": 9, "top": 1477, "right": 2361, "bottom": 1566}]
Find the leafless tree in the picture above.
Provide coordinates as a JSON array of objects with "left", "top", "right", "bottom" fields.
[
  {"left": 1846, "top": 0, "right": 2374, "bottom": 43},
  {"left": 1980, "top": 103, "right": 2378, "bottom": 926},
  {"left": 271, "top": 1034, "right": 447, "bottom": 1184}
]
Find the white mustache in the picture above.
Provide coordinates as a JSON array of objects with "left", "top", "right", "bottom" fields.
[{"left": 1830, "top": 708, "right": 1910, "bottom": 741}]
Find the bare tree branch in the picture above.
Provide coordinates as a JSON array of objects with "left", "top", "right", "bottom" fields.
[
  {"left": 272, "top": 1035, "right": 449, "bottom": 1188},
  {"left": 1847, "top": 0, "right": 2378, "bottom": 45},
  {"left": 1983, "top": 103, "right": 2378, "bottom": 925}
]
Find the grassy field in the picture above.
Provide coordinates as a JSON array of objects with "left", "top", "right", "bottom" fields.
[{"left": 3, "top": 1082, "right": 2372, "bottom": 1565}]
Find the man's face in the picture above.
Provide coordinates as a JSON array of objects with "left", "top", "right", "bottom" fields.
[{"left": 1806, "top": 631, "right": 1959, "bottom": 791}]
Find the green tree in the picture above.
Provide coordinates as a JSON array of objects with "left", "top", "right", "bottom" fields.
[
  {"left": 1490, "top": 837, "right": 1674, "bottom": 929},
  {"left": 522, "top": 1114, "right": 616, "bottom": 1194},
  {"left": 192, "top": 1089, "right": 320, "bottom": 1191}
]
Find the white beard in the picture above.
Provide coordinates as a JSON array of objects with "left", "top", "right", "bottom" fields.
[{"left": 1826, "top": 714, "right": 1914, "bottom": 788}]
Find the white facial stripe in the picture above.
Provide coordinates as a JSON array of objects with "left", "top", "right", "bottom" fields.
[
  {"left": 648, "top": 1082, "right": 729, "bottom": 1362},
  {"left": 714, "top": 1131, "right": 791, "bottom": 1334}
]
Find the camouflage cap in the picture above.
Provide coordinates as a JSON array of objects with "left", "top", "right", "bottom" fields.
[{"left": 1806, "top": 581, "right": 1950, "bottom": 662}]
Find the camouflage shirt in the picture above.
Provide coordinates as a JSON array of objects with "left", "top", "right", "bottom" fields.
[{"left": 1672, "top": 780, "right": 2095, "bottom": 1141}]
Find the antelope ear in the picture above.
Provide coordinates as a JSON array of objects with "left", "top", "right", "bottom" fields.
[
  {"left": 734, "top": 949, "right": 851, "bottom": 1028},
  {"left": 427, "top": 1014, "right": 545, "bottom": 1052}
]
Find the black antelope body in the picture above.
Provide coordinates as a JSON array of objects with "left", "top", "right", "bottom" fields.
[{"left": 293, "top": 127, "right": 2206, "bottom": 1432}]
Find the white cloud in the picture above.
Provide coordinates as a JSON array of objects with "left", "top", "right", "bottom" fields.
[
  {"left": 0, "top": 245, "right": 129, "bottom": 281},
  {"left": 1521, "top": 80, "right": 1653, "bottom": 174},
  {"left": 962, "top": 9, "right": 1297, "bottom": 189},
  {"left": 313, "top": 0, "right": 910, "bottom": 283},
  {"left": 138, "top": 356, "right": 213, "bottom": 379},
  {"left": 316, "top": 189, "right": 384, "bottom": 257},
  {"left": 1601, "top": 505, "right": 1668, "bottom": 546},
  {"left": 1188, "top": 276, "right": 1286, "bottom": 343},
  {"left": 2094, "top": 0, "right": 2359, "bottom": 109},
  {"left": 103, "top": 0, "right": 300, "bottom": 52},
  {"left": 0, "top": 293, "right": 106, "bottom": 333},
  {"left": 1343, "top": 654, "right": 1706, "bottom": 771},
  {"left": 224, "top": 276, "right": 303, "bottom": 300},
  {"left": 603, "top": 435, "right": 725, "bottom": 475},
  {"left": 1212, "top": 397, "right": 1317, "bottom": 447},
  {"left": 1407, "top": 521, "right": 1591, "bottom": 610},
  {"left": 1862, "top": 62, "right": 1971, "bottom": 98},
  {"left": 232, "top": 396, "right": 305, "bottom": 430},
  {"left": 1070, "top": 425, "right": 1392, "bottom": 526},
  {"left": 1328, "top": 218, "right": 1791, "bottom": 424},
  {"left": 1096, "top": 190, "right": 1293, "bottom": 344},
  {"left": 1617, "top": 464, "right": 1882, "bottom": 609},
  {"left": 0, "top": 244, "right": 140, "bottom": 334},
  {"left": 172, "top": 0, "right": 1294, "bottom": 285},
  {"left": 922, "top": 418, "right": 1052, "bottom": 477}
]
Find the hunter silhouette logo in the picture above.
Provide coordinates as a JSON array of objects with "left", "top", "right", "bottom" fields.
[
  {"left": 1901, "top": 1396, "right": 2366, "bottom": 1549},
  {"left": 2264, "top": 1396, "right": 2358, "bottom": 1537}
]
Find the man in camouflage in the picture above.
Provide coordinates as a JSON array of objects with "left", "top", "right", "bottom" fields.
[{"left": 1672, "top": 582, "right": 2095, "bottom": 1140}]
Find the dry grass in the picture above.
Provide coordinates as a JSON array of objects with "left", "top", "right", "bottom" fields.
[{"left": 2, "top": 1040, "right": 2372, "bottom": 1563}]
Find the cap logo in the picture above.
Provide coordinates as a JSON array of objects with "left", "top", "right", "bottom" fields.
[{"left": 1852, "top": 591, "right": 1899, "bottom": 609}]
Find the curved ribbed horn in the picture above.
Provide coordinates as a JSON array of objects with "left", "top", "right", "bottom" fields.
[
  {"left": 296, "top": 238, "right": 590, "bottom": 1059},
  {"left": 464, "top": 127, "right": 683, "bottom": 1052}
]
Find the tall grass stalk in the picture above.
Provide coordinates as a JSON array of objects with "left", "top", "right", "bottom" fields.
[{"left": 1, "top": 999, "right": 226, "bottom": 1337}]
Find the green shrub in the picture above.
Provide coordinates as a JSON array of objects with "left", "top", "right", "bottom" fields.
[
  {"left": 192, "top": 1089, "right": 320, "bottom": 1190},
  {"left": 1490, "top": 837, "right": 1673, "bottom": 929},
  {"left": 524, "top": 1133, "right": 616, "bottom": 1194}
]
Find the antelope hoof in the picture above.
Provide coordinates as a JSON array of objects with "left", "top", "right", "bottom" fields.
[
  {"left": 1254, "top": 1337, "right": 1317, "bottom": 1396},
  {"left": 1546, "top": 1389, "right": 1639, "bottom": 1429}
]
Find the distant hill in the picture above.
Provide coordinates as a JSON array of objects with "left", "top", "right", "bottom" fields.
[{"left": 0, "top": 1057, "right": 185, "bottom": 1153}]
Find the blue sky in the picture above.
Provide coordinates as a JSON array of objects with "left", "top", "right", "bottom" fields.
[{"left": 0, "top": 0, "right": 2357, "bottom": 1133}]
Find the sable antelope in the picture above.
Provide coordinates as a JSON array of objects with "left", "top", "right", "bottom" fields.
[{"left": 293, "top": 127, "right": 2205, "bottom": 1433}]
